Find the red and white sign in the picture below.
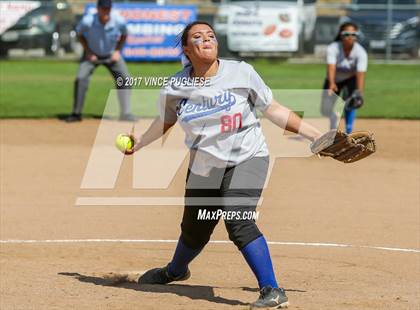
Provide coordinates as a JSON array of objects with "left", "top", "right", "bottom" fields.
[{"left": 227, "top": 7, "right": 299, "bottom": 52}]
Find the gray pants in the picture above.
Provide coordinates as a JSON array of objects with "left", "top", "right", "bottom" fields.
[{"left": 72, "top": 57, "right": 132, "bottom": 115}]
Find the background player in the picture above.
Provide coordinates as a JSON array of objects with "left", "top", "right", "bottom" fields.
[
  {"left": 124, "top": 21, "right": 323, "bottom": 309},
  {"left": 321, "top": 22, "right": 368, "bottom": 133},
  {"left": 64, "top": 0, "right": 135, "bottom": 122}
]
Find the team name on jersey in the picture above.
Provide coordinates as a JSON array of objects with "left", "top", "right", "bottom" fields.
[{"left": 177, "top": 90, "right": 237, "bottom": 122}]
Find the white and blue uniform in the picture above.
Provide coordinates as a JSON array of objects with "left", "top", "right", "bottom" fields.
[
  {"left": 149, "top": 58, "right": 282, "bottom": 292},
  {"left": 322, "top": 41, "right": 368, "bottom": 133},
  {"left": 160, "top": 59, "right": 272, "bottom": 177},
  {"left": 326, "top": 41, "right": 368, "bottom": 82}
]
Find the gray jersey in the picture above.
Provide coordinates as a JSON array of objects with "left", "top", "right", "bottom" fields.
[
  {"left": 159, "top": 59, "right": 272, "bottom": 177},
  {"left": 326, "top": 41, "right": 368, "bottom": 83}
]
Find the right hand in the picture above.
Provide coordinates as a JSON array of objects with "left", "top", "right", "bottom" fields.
[
  {"left": 328, "top": 83, "right": 338, "bottom": 96},
  {"left": 86, "top": 52, "right": 98, "bottom": 62},
  {"left": 124, "top": 134, "right": 142, "bottom": 155}
]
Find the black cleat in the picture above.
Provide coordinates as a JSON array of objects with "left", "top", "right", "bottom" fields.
[
  {"left": 64, "top": 113, "right": 82, "bottom": 122},
  {"left": 250, "top": 286, "right": 289, "bottom": 309},
  {"left": 138, "top": 264, "right": 190, "bottom": 285},
  {"left": 119, "top": 114, "right": 137, "bottom": 122}
]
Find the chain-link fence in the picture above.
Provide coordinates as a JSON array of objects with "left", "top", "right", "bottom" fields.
[{"left": 0, "top": 0, "right": 419, "bottom": 61}]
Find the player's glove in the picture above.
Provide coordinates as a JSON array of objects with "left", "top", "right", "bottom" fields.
[
  {"left": 310, "top": 130, "right": 376, "bottom": 163},
  {"left": 346, "top": 90, "right": 364, "bottom": 110}
]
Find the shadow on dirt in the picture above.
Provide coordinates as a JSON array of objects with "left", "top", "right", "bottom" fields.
[
  {"left": 59, "top": 272, "right": 249, "bottom": 306},
  {"left": 56, "top": 113, "right": 108, "bottom": 121},
  {"left": 59, "top": 272, "right": 306, "bottom": 306}
]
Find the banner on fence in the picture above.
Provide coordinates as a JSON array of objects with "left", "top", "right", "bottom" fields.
[{"left": 84, "top": 3, "right": 197, "bottom": 61}]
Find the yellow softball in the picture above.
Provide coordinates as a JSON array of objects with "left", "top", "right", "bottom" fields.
[{"left": 115, "top": 134, "right": 134, "bottom": 152}]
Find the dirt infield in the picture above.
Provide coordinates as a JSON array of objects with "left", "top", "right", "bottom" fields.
[{"left": 0, "top": 119, "right": 419, "bottom": 310}]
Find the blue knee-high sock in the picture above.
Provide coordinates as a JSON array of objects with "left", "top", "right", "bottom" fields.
[
  {"left": 167, "top": 238, "right": 203, "bottom": 277},
  {"left": 240, "top": 235, "right": 279, "bottom": 289},
  {"left": 345, "top": 109, "right": 357, "bottom": 133}
]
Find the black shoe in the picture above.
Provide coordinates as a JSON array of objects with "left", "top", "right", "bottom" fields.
[
  {"left": 119, "top": 114, "right": 137, "bottom": 122},
  {"left": 250, "top": 286, "right": 289, "bottom": 309},
  {"left": 64, "top": 113, "right": 82, "bottom": 122},
  {"left": 138, "top": 264, "right": 190, "bottom": 285}
]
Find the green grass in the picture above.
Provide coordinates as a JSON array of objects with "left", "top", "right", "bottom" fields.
[{"left": 0, "top": 59, "right": 419, "bottom": 119}]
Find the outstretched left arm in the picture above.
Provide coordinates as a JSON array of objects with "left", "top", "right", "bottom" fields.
[
  {"left": 262, "top": 99, "right": 322, "bottom": 142},
  {"left": 356, "top": 71, "right": 365, "bottom": 95}
]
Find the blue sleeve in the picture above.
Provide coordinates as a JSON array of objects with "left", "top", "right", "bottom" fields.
[
  {"left": 75, "top": 15, "right": 91, "bottom": 36},
  {"left": 118, "top": 15, "right": 128, "bottom": 36}
]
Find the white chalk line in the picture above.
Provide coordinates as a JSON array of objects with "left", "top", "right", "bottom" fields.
[{"left": 0, "top": 239, "right": 419, "bottom": 253}]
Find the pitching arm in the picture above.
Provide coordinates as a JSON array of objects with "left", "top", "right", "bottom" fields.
[{"left": 128, "top": 118, "right": 175, "bottom": 154}]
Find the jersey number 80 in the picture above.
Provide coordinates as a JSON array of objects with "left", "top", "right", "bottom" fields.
[{"left": 220, "top": 113, "right": 242, "bottom": 133}]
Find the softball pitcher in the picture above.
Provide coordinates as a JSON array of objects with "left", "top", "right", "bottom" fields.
[
  {"left": 321, "top": 22, "right": 368, "bottom": 133},
  {"left": 126, "top": 21, "right": 322, "bottom": 309}
]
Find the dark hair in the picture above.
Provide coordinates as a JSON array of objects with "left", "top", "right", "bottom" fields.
[
  {"left": 178, "top": 21, "right": 215, "bottom": 47},
  {"left": 334, "top": 22, "right": 359, "bottom": 41},
  {"left": 97, "top": 0, "right": 112, "bottom": 8}
]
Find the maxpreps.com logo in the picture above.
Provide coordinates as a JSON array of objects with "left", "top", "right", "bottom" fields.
[{"left": 176, "top": 90, "right": 237, "bottom": 122}]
